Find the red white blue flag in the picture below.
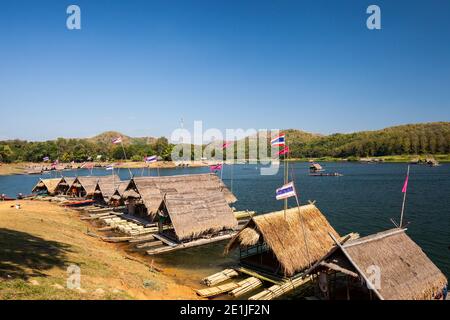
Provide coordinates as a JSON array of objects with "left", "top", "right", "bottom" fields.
[
  {"left": 276, "top": 182, "right": 296, "bottom": 200},
  {"left": 271, "top": 134, "right": 285, "bottom": 146},
  {"left": 112, "top": 137, "right": 122, "bottom": 144},
  {"left": 144, "top": 156, "right": 157, "bottom": 163}
]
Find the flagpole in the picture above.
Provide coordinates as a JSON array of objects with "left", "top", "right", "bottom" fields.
[
  {"left": 399, "top": 165, "right": 410, "bottom": 228},
  {"left": 120, "top": 140, "right": 132, "bottom": 179},
  {"left": 284, "top": 141, "right": 289, "bottom": 219}
]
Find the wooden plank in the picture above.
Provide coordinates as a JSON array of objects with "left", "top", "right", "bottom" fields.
[
  {"left": 147, "top": 233, "right": 235, "bottom": 256},
  {"left": 136, "top": 241, "right": 163, "bottom": 249},
  {"left": 319, "top": 262, "right": 359, "bottom": 278},
  {"left": 128, "top": 235, "right": 155, "bottom": 243},
  {"left": 152, "top": 234, "right": 178, "bottom": 247}
]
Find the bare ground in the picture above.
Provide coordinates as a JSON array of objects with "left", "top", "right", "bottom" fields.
[{"left": 0, "top": 200, "right": 200, "bottom": 300}]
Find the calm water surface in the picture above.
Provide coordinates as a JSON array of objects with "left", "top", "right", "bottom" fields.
[{"left": 0, "top": 162, "right": 449, "bottom": 282}]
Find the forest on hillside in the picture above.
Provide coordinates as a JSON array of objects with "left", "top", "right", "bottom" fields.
[{"left": 0, "top": 122, "right": 449, "bottom": 163}]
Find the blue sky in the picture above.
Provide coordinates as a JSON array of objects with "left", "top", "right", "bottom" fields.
[{"left": 0, "top": 0, "right": 449, "bottom": 141}]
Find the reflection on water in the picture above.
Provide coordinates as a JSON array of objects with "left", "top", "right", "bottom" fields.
[{"left": 0, "top": 162, "right": 449, "bottom": 280}]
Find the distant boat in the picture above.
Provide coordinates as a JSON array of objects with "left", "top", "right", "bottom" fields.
[
  {"left": 309, "top": 172, "right": 343, "bottom": 177},
  {"left": 1, "top": 194, "right": 15, "bottom": 201},
  {"left": 309, "top": 163, "right": 324, "bottom": 173}
]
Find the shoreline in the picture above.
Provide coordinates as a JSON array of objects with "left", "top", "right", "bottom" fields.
[{"left": 1, "top": 155, "right": 448, "bottom": 176}]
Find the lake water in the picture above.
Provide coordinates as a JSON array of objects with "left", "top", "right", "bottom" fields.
[{"left": 0, "top": 162, "right": 449, "bottom": 281}]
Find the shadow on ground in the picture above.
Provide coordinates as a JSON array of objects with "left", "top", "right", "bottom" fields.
[{"left": 0, "top": 228, "right": 72, "bottom": 279}]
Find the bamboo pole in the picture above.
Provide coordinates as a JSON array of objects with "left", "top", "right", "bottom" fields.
[{"left": 399, "top": 165, "right": 410, "bottom": 228}]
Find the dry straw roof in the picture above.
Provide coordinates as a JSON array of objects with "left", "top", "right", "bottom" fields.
[
  {"left": 226, "top": 204, "right": 340, "bottom": 277},
  {"left": 95, "top": 176, "right": 122, "bottom": 200},
  {"left": 73, "top": 176, "right": 117, "bottom": 195},
  {"left": 341, "top": 228, "right": 448, "bottom": 300},
  {"left": 108, "top": 180, "right": 130, "bottom": 201},
  {"left": 125, "top": 173, "right": 237, "bottom": 218},
  {"left": 310, "top": 163, "right": 323, "bottom": 170},
  {"left": 32, "top": 178, "right": 62, "bottom": 195},
  {"left": 161, "top": 190, "right": 238, "bottom": 241}
]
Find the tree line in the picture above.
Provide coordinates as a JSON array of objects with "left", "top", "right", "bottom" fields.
[{"left": 0, "top": 122, "right": 449, "bottom": 163}]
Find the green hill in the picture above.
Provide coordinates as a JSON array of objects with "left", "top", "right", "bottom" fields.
[
  {"left": 287, "top": 122, "right": 450, "bottom": 158},
  {"left": 0, "top": 122, "right": 449, "bottom": 163}
]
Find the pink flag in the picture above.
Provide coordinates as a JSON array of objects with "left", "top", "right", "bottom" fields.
[
  {"left": 402, "top": 175, "right": 409, "bottom": 193},
  {"left": 277, "top": 146, "right": 290, "bottom": 156},
  {"left": 222, "top": 141, "right": 232, "bottom": 149},
  {"left": 210, "top": 164, "right": 222, "bottom": 171}
]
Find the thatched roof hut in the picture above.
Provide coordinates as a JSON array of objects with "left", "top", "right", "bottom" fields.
[
  {"left": 123, "top": 174, "right": 237, "bottom": 220},
  {"left": 158, "top": 190, "right": 238, "bottom": 242},
  {"left": 68, "top": 176, "right": 116, "bottom": 198},
  {"left": 309, "top": 163, "right": 323, "bottom": 172},
  {"left": 310, "top": 228, "right": 448, "bottom": 300},
  {"left": 32, "top": 178, "right": 62, "bottom": 195},
  {"left": 54, "top": 177, "right": 75, "bottom": 195},
  {"left": 226, "top": 204, "right": 340, "bottom": 277},
  {"left": 94, "top": 176, "right": 122, "bottom": 202},
  {"left": 107, "top": 180, "right": 129, "bottom": 206}
]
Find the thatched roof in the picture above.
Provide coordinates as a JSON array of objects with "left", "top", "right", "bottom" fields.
[
  {"left": 95, "top": 176, "right": 122, "bottom": 200},
  {"left": 125, "top": 174, "right": 237, "bottom": 219},
  {"left": 160, "top": 190, "right": 238, "bottom": 241},
  {"left": 32, "top": 178, "right": 62, "bottom": 195},
  {"left": 226, "top": 204, "right": 340, "bottom": 277},
  {"left": 72, "top": 176, "right": 116, "bottom": 196},
  {"left": 107, "top": 180, "right": 129, "bottom": 202},
  {"left": 310, "top": 163, "right": 323, "bottom": 170},
  {"left": 339, "top": 228, "right": 448, "bottom": 300}
]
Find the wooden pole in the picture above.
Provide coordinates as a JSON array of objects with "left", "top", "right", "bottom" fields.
[
  {"left": 284, "top": 141, "right": 289, "bottom": 219},
  {"left": 120, "top": 140, "right": 133, "bottom": 179},
  {"left": 399, "top": 165, "right": 410, "bottom": 228}
]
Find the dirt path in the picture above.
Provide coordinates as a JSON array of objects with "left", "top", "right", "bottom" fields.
[{"left": 0, "top": 200, "right": 200, "bottom": 300}]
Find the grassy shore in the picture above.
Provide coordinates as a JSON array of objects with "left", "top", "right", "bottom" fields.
[{"left": 0, "top": 201, "right": 200, "bottom": 300}]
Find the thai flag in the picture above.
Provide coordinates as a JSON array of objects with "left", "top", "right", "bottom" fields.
[
  {"left": 276, "top": 182, "right": 296, "bottom": 200},
  {"left": 271, "top": 134, "right": 285, "bottom": 146},
  {"left": 144, "top": 156, "right": 157, "bottom": 163},
  {"left": 112, "top": 137, "right": 122, "bottom": 144},
  {"left": 106, "top": 164, "right": 114, "bottom": 170},
  {"left": 222, "top": 141, "right": 232, "bottom": 149},
  {"left": 43, "top": 156, "right": 50, "bottom": 162},
  {"left": 277, "top": 146, "right": 290, "bottom": 156}
]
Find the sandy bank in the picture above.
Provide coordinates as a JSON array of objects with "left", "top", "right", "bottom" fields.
[{"left": 0, "top": 200, "right": 200, "bottom": 300}]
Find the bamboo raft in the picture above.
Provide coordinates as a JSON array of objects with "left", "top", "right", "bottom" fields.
[
  {"left": 196, "top": 282, "right": 239, "bottom": 298},
  {"left": 248, "top": 275, "right": 313, "bottom": 300},
  {"left": 202, "top": 269, "right": 239, "bottom": 286},
  {"left": 229, "top": 277, "right": 263, "bottom": 298}
]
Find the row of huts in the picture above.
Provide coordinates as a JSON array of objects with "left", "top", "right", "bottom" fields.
[
  {"left": 31, "top": 174, "right": 448, "bottom": 300},
  {"left": 32, "top": 174, "right": 239, "bottom": 244}
]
